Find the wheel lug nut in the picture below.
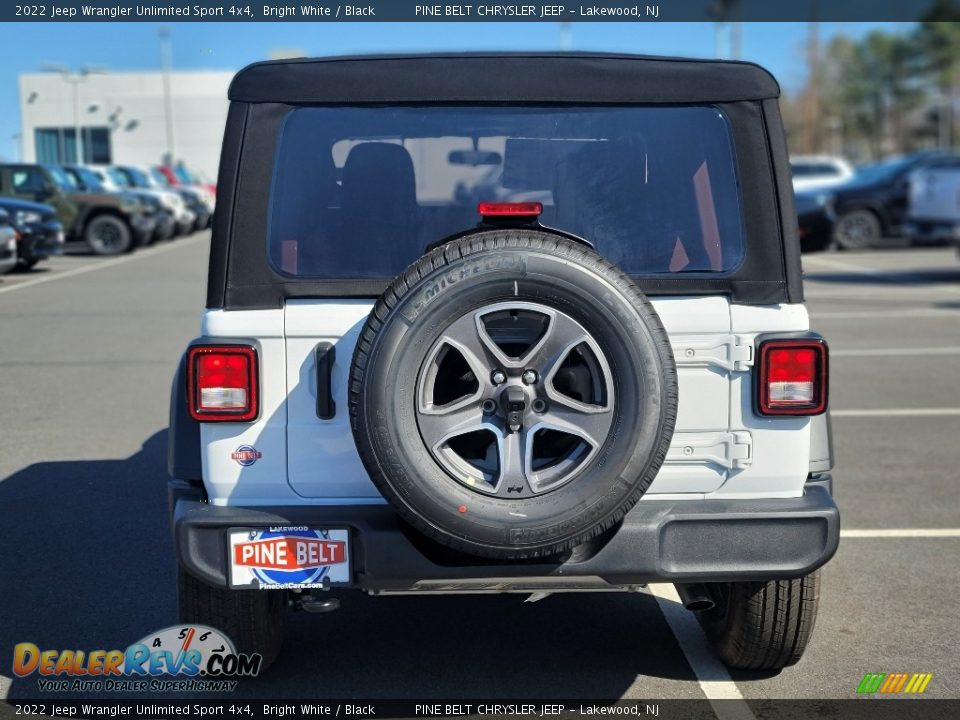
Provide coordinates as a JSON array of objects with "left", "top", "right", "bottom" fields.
[
  {"left": 491, "top": 370, "right": 507, "bottom": 385},
  {"left": 532, "top": 398, "right": 547, "bottom": 414},
  {"left": 522, "top": 369, "right": 538, "bottom": 385},
  {"left": 481, "top": 399, "right": 498, "bottom": 414}
]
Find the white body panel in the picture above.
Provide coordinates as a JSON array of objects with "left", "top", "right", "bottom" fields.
[
  {"left": 909, "top": 165, "right": 960, "bottom": 223},
  {"left": 790, "top": 155, "right": 855, "bottom": 193},
  {"left": 198, "top": 297, "right": 811, "bottom": 506},
  {"left": 0, "top": 226, "right": 17, "bottom": 275}
]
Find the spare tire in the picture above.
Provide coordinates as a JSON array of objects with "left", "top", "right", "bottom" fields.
[{"left": 349, "top": 230, "right": 677, "bottom": 559}]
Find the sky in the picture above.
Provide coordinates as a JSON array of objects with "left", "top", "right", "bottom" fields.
[{"left": 1, "top": 21, "right": 902, "bottom": 161}]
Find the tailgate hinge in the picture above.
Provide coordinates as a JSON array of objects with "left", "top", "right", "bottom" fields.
[
  {"left": 667, "top": 431, "right": 753, "bottom": 470},
  {"left": 672, "top": 335, "right": 754, "bottom": 372}
]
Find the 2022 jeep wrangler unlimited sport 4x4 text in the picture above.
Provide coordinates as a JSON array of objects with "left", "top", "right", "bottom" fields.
[{"left": 168, "top": 53, "right": 839, "bottom": 672}]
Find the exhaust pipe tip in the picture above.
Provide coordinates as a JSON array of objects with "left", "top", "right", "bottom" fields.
[
  {"left": 297, "top": 596, "right": 340, "bottom": 614},
  {"left": 675, "top": 583, "right": 715, "bottom": 613},
  {"left": 684, "top": 597, "right": 716, "bottom": 612}
]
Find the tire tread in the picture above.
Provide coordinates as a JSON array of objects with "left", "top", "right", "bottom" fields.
[
  {"left": 699, "top": 572, "right": 821, "bottom": 670},
  {"left": 349, "top": 231, "right": 678, "bottom": 559},
  {"left": 177, "top": 567, "right": 285, "bottom": 671}
]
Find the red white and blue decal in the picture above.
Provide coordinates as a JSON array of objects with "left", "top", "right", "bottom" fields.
[
  {"left": 231, "top": 445, "right": 262, "bottom": 466},
  {"left": 228, "top": 527, "right": 350, "bottom": 588}
]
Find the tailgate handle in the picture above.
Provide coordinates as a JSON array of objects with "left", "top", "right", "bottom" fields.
[{"left": 315, "top": 342, "right": 336, "bottom": 420}]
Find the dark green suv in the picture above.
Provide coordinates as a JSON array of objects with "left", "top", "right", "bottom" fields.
[{"left": 0, "top": 163, "right": 155, "bottom": 255}]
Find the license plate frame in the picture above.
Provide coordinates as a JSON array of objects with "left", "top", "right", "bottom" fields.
[{"left": 227, "top": 527, "right": 351, "bottom": 589}]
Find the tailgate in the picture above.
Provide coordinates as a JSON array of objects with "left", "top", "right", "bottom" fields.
[
  {"left": 282, "top": 297, "right": 812, "bottom": 500},
  {"left": 910, "top": 167, "right": 960, "bottom": 222}
]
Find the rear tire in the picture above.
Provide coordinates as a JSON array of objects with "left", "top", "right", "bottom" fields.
[
  {"left": 84, "top": 215, "right": 133, "bottom": 256},
  {"left": 834, "top": 209, "right": 882, "bottom": 250},
  {"left": 14, "top": 258, "right": 40, "bottom": 272},
  {"left": 696, "top": 572, "right": 821, "bottom": 670},
  {"left": 177, "top": 566, "right": 286, "bottom": 671}
]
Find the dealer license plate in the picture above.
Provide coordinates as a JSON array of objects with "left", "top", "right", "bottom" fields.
[{"left": 228, "top": 527, "right": 350, "bottom": 588}]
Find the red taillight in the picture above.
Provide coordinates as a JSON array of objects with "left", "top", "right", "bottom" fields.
[
  {"left": 757, "top": 339, "right": 828, "bottom": 416},
  {"left": 187, "top": 345, "right": 259, "bottom": 422},
  {"left": 478, "top": 201, "right": 543, "bottom": 218}
]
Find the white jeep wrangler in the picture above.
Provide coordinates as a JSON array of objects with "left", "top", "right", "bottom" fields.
[{"left": 168, "top": 53, "right": 838, "bottom": 672}]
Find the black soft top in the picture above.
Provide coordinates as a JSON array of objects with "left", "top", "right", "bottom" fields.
[
  {"left": 209, "top": 52, "right": 802, "bottom": 309},
  {"left": 228, "top": 52, "right": 780, "bottom": 105}
]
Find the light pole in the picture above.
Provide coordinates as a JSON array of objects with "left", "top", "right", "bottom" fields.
[
  {"left": 559, "top": 22, "right": 572, "bottom": 52},
  {"left": 42, "top": 63, "right": 106, "bottom": 163},
  {"left": 709, "top": 0, "right": 741, "bottom": 59},
  {"left": 85, "top": 102, "right": 101, "bottom": 163},
  {"left": 159, "top": 26, "right": 176, "bottom": 166}
]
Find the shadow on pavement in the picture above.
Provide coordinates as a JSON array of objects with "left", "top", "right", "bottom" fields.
[
  {"left": 0, "top": 431, "right": 175, "bottom": 698},
  {"left": 1, "top": 431, "right": 697, "bottom": 700},
  {"left": 804, "top": 268, "right": 960, "bottom": 285}
]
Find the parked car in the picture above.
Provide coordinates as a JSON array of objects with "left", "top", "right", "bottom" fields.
[
  {"left": 169, "top": 54, "right": 837, "bottom": 673},
  {"left": 0, "top": 209, "right": 18, "bottom": 275},
  {"left": 63, "top": 164, "right": 173, "bottom": 243},
  {"left": 0, "top": 196, "right": 64, "bottom": 270},
  {"left": 830, "top": 152, "right": 954, "bottom": 249},
  {"left": 0, "top": 163, "right": 154, "bottom": 255},
  {"left": 156, "top": 163, "right": 217, "bottom": 196},
  {"left": 790, "top": 155, "right": 855, "bottom": 193},
  {"left": 105, "top": 165, "right": 197, "bottom": 237},
  {"left": 795, "top": 190, "right": 835, "bottom": 253},
  {"left": 904, "top": 159, "right": 960, "bottom": 246},
  {"left": 148, "top": 167, "right": 213, "bottom": 231}
]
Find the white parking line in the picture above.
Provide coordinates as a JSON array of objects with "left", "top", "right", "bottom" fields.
[
  {"left": 802, "top": 254, "right": 960, "bottom": 294},
  {"left": 831, "top": 346, "right": 960, "bottom": 357},
  {"left": 831, "top": 408, "right": 960, "bottom": 417},
  {"left": 803, "top": 255, "right": 882, "bottom": 274},
  {"left": 648, "top": 584, "right": 756, "bottom": 720},
  {"left": 811, "top": 309, "right": 960, "bottom": 319},
  {"left": 0, "top": 235, "right": 207, "bottom": 296},
  {"left": 841, "top": 529, "right": 960, "bottom": 538},
  {"left": 806, "top": 287, "right": 959, "bottom": 298}
]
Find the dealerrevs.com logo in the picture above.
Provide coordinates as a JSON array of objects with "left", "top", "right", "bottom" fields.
[{"left": 13, "top": 625, "right": 261, "bottom": 693}]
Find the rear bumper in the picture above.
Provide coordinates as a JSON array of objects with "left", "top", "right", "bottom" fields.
[
  {"left": 905, "top": 219, "right": 960, "bottom": 243},
  {"left": 170, "top": 475, "right": 840, "bottom": 591}
]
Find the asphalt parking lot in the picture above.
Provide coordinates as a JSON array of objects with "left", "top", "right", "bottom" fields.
[{"left": 1, "top": 238, "right": 958, "bottom": 710}]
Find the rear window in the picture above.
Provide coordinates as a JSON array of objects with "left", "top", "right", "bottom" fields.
[{"left": 268, "top": 105, "right": 745, "bottom": 278}]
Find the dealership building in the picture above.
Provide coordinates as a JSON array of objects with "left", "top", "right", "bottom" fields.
[{"left": 18, "top": 70, "right": 233, "bottom": 179}]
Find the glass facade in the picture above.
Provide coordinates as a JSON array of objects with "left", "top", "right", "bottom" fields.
[{"left": 34, "top": 127, "right": 112, "bottom": 164}]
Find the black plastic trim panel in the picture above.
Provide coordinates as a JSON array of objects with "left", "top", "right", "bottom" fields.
[
  {"left": 167, "top": 352, "right": 202, "bottom": 481},
  {"left": 170, "top": 478, "right": 839, "bottom": 590}
]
